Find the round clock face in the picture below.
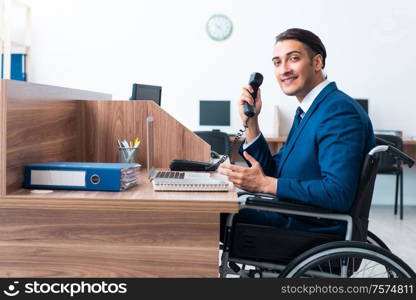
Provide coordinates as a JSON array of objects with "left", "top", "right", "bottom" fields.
[{"left": 206, "top": 14, "right": 233, "bottom": 41}]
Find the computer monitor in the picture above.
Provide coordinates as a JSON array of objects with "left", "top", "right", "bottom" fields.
[
  {"left": 199, "top": 100, "right": 230, "bottom": 126},
  {"left": 130, "top": 83, "right": 162, "bottom": 106},
  {"left": 355, "top": 98, "right": 368, "bottom": 114}
]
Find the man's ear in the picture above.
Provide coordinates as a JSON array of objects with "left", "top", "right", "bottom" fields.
[{"left": 314, "top": 54, "right": 324, "bottom": 72}]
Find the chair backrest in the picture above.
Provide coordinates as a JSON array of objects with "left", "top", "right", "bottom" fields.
[
  {"left": 375, "top": 134, "right": 403, "bottom": 174},
  {"left": 194, "top": 130, "right": 230, "bottom": 155},
  {"left": 349, "top": 152, "right": 380, "bottom": 241}
]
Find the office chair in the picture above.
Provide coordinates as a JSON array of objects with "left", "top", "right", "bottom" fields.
[
  {"left": 375, "top": 134, "right": 405, "bottom": 219},
  {"left": 220, "top": 144, "right": 415, "bottom": 278},
  {"left": 194, "top": 130, "right": 231, "bottom": 159}
]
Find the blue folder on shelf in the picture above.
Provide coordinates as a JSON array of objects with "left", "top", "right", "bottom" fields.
[{"left": 24, "top": 162, "right": 140, "bottom": 192}]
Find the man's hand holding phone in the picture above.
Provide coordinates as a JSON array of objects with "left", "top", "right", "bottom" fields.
[{"left": 239, "top": 85, "right": 262, "bottom": 143}]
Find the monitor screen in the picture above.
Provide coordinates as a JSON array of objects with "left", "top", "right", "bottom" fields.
[
  {"left": 130, "top": 83, "right": 162, "bottom": 106},
  {"left": 199, "top": 100, "right": 230, "bottom": 126},
  {"left": 355, "top": 98, "right": 368, "bottom": 114}
]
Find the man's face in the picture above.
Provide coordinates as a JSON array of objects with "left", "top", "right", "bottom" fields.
[{"left": 272, "top": 39, "right": 322, "bottom": 100}]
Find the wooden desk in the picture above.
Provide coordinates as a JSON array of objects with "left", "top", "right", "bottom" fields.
[
  {"left": 0, "top": 80, "right": 238, "bottom": 278},
  {"left": 231, "top": 136, "right": 416, "bottom": 162},
  {"left": 0, "top": 170, "right": 237, "bottom": 277},
  {"left": 403, "top": 140, "right": 416, "bottom": 161}
]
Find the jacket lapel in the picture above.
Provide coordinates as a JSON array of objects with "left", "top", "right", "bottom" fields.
[{"left": 277, "top": 82, "right": 338, "bottom": 176}]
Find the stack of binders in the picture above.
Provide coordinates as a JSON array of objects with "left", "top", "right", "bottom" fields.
[{"left": 24, "top": 162, "right": 141, "bottom": 192}]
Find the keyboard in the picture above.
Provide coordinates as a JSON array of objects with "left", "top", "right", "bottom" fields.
[
  {"left": 155, "top": 171, "right": 211, "bottom": 180},
  {"left": 156, "top": 171, "right": 185, "bottom": 179}
]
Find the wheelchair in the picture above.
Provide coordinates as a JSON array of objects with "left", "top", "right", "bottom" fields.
[{"left": 219, "top": 143, "right": 416, "bottom": 278}]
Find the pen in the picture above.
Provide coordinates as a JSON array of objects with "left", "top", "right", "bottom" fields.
[
  {"left": 134, "top": 137, "right": 140, "bottom": 148},
  {"left": 117, "top": 140, "right": 129, "bottom": 161}
]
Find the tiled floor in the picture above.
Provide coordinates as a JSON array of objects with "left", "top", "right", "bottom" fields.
[{"left": 368, "top": 205, "right": 416, "bottom": 271}]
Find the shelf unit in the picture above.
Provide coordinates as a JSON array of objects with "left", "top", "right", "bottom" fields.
[{"left": 0, "top": 0, "right": 31, "bottom": 80}]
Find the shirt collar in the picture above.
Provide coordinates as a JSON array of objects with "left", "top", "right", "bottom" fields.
[{"left": 299, "top": 80, "right": 331, "bottom": 117}]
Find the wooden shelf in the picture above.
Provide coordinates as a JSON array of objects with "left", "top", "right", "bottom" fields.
[{"left": 0, "top": 0, "right": 31, "bottom": 79}]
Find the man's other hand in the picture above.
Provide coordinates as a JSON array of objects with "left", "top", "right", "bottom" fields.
[{"left": 220, "top": 151, "right": 277, "bottom": 195}]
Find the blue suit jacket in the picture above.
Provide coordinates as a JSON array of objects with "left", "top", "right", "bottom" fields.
[{"left": 239, "top": 82, "right": 376, "bottom": 235}]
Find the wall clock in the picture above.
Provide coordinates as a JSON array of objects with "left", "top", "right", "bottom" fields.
[{"left": 206, "top": 14, "right": 233, "bottom": 41}]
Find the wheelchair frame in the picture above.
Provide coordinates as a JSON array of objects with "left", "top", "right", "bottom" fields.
[{"left": 220, "top": 145, "right": 415, "bottom": 278}]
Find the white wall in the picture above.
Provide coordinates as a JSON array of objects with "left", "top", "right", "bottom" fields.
[{"left": 20, "top": 0, "right": 416, "bottom": 204}]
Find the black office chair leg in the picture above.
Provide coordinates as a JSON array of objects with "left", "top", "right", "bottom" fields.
[
  {"left": 400, "top": 171, "right": 404, "bottom": 220},
  {"left": 394, "top": 174, "right": 399, "bottom": 215}
]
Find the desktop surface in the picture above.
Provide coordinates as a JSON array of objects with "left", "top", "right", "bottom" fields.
[{"left": 6, "top": 169, "right": 238, "bottom": 213}]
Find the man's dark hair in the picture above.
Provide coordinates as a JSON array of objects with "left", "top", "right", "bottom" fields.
[{"left": 275, "top": 28, "right": 327, "bottom": 69}]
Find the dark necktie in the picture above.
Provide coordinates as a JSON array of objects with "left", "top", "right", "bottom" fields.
[
  {"left": 294, "top": 106, "right": 304, "bottom": 127},
  {"left": 287, "top": 107, "right": 304, "bottom": 142}
]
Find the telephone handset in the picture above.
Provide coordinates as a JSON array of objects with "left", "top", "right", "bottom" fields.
[
  {"left": 170, "top": 72, "right": 264, "bottom": 172},
  {"left": 243, "top": 72, "right": 264, "bottom": 117}
]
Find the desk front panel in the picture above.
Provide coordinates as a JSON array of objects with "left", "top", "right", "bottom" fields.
[{"left": 0, "top": 206, "right": 220, "bottom": 277}]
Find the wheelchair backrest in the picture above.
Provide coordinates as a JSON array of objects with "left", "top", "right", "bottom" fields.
[{"left": 349, "top": 153, "right": 380, "bottom": 242}]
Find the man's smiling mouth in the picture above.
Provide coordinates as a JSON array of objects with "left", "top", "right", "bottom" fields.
[{"left": 281, "top": 76, "right": 298, "bottom": 85}]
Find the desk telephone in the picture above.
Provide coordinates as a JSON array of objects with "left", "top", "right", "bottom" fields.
[{"left": 170, "top": 72, "right": 264, "bottom": 172}]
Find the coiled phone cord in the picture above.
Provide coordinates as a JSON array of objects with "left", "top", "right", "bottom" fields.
[{"left": 206, "top": 123, "right": 248, "bottom": 171}]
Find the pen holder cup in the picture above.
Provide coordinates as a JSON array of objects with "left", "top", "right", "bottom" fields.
[{"left": 118, "top": 147, "right": 139, "bottom": 164}]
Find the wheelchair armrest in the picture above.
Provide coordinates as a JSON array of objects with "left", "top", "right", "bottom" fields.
[
  {"left": 241, "top": 195, "right": 353, "bottom": 241},
  {"left": 237, "top": 191, "right": 336, "bottom": 214},
  {"left": 245, "top": 196, "right": 335, "bottom": 215},
  {"left": 237, "top": 191, "right": 275, "bottom": 199}
]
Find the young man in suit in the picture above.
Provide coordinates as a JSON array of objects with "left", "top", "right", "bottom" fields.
[{"left": 220, "top": 28, "right": 376, "bottom": 236}]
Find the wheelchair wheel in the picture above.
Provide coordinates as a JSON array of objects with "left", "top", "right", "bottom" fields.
[
  {"left": 367, "top": 230, "right": 390, "bottom": 251},
  {"left": 280, "top": 241, "right": 416, "bottom": 278}
]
